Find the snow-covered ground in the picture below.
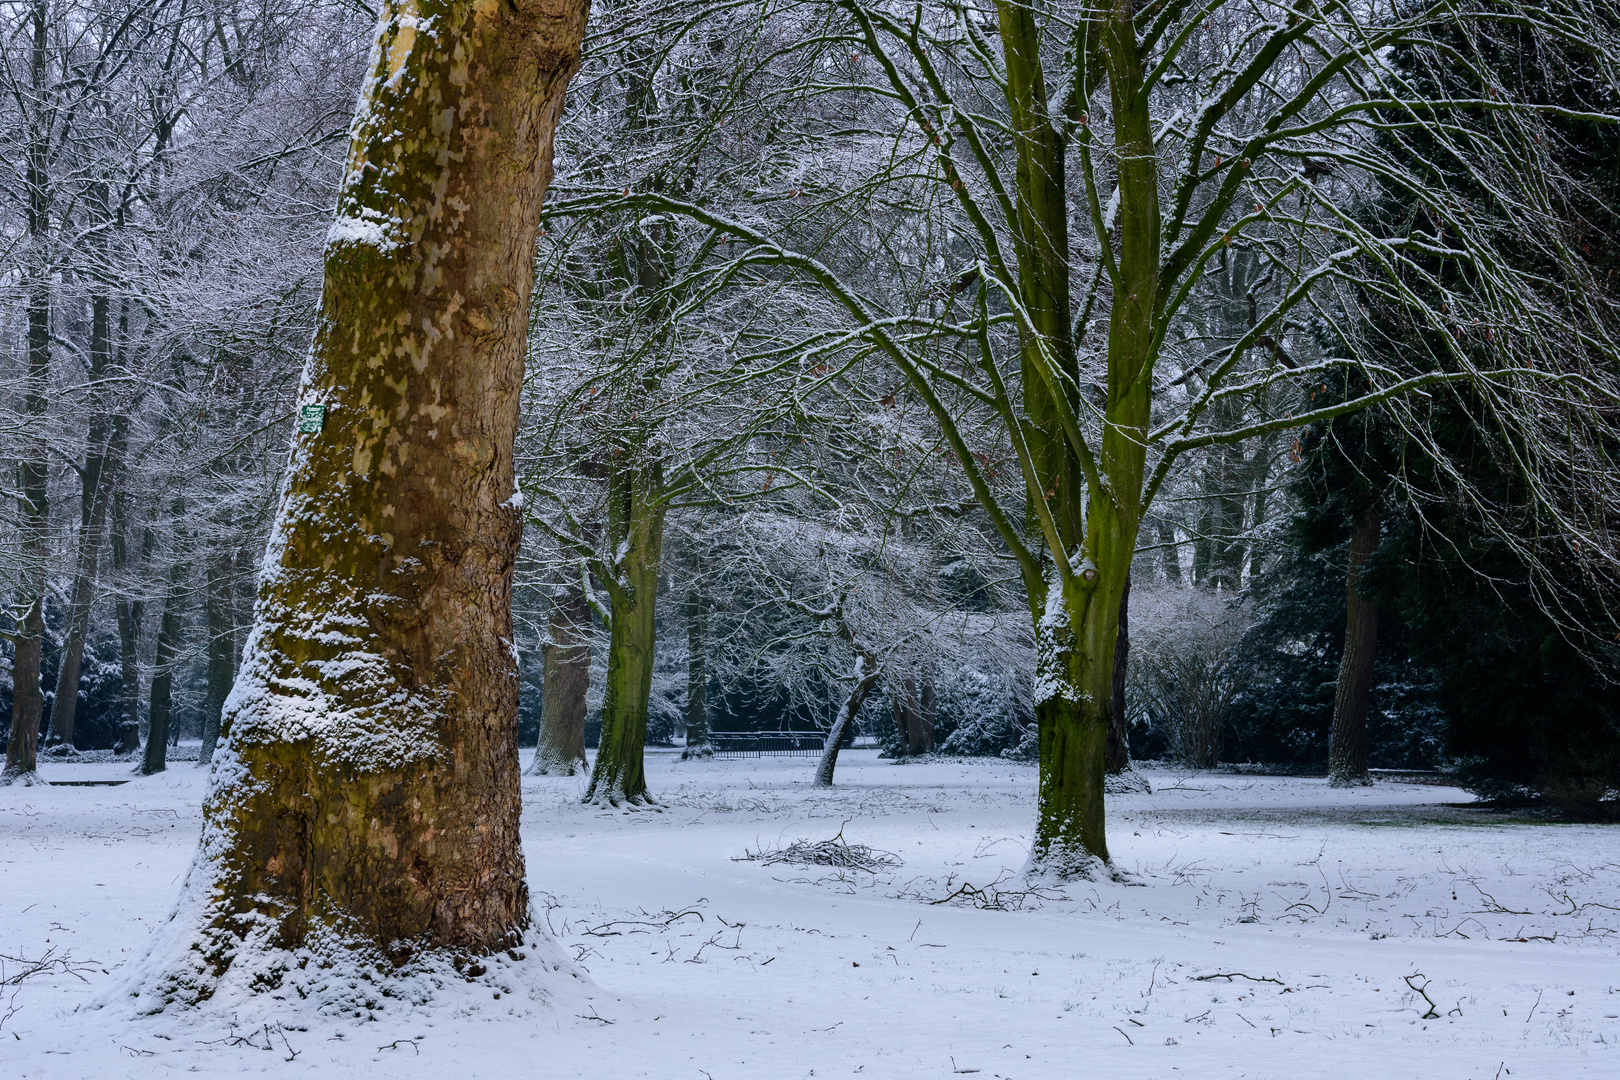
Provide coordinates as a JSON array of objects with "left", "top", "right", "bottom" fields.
[{"left": 4, "top": 750, "right": 1617, "bottom": 1078}]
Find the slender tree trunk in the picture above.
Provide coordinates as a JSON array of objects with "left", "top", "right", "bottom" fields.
[
  {"left": 197, "top": 546, "right": 234, "bottom": 767},
  {"left": 141, "top": 497, "right": 187, "bottom": 776},
  {"left": 134, "top": 0, "right": 588, "bottom": 1008},
  {"left": 680, "top": 588, "right": 711, "bottom": 759},
  {"left": 583, "top": 463, "right": 665, "bottom": 806},
  {"left": 1156, "top": 519, "right": 1182, "bottom": 584},
  {"left": 47, "top": 430, "right": 111, "bottom": 750},
  {"left": 1106, "top": 576, "right": 1131, "bottom": 774},
  {"left": 814, "top": 645, "right": 879, "bottom": 787},
  {"left": 3, "top": 600, "right": 45, "bottom": 784},
  {"left": 111, "top": 474, "right": 148, "bottom": 758},
  {"left": 529, "top": 583, "right": 590, "bottom": 775},
  {"left": 1329, "top": 504, "right": 1380, "bottom": 786},
  {"left": 4, "top": 3, "right": 51, "bottom": 786},
  {"left": 47, "top": 179, "right": 117, "bottom": 750}
]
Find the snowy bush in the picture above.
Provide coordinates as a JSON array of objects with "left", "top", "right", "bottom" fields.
[
  {"left": 1126, "top": 585, "right": 1252, "bottom": 768},
  {"left": 934, "top": 665, "right": 1034, "bottom": 759}
]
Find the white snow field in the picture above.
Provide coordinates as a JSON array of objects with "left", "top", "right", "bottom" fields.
[{"left": 3, "top": 750, "right": 1617, "bottom": 1079}]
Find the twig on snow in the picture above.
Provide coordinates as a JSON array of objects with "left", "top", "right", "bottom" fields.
[
  {"left": 1192, "top": 972, "right": 1284, "bottom": 986},
  {"left": 1404, "top": 973, "right": 1440, "bottom": 1019}
]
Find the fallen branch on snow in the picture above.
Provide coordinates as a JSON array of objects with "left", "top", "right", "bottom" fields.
[{"left": 735, "top": 821, "right": 901, "bottom": 873}]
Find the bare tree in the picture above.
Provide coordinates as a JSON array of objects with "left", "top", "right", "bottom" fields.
[{"left": 552, "top": 0, "right": 1620, "bottom": 878}]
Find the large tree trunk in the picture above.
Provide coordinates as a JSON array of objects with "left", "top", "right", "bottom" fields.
[
  {"left": 680, "top": 588, "right": 711, "bottom": 759},
  {"left": 133, "top": 0, "right": 588, "bottom": 1010},
  {"left": 141, "top": 505, "right": 187, "bottom": 777},
  {"left": 1023, "top": 0, "right": 1157, "bottom": 880},
  {"left": 1329, "top": 504, "right": 1380, "bottom": 786},
  {"left": 3, "top": 3, "right": 51, "bottom": 787},
  {"left": 529, "top": 583, "right": 590, "bottom": 775},
  {"left": 583, "top": 462, "right": 665, "bottom": 806}
]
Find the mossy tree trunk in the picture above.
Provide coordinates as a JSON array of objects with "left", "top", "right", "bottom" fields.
[
  {"left": 681, "top": 588, "right": 711, "bottom": 759},
  {"left": 1106, "top": 577, "right": 1131, "bottom": 775},
  {"left": 137, "top": 0, "right": 588, "bottom": 1005},
  {"left": 582, "top": 461, "right": 666, "bottom": 806},
  {"left": 1329, "top": 504, "right": 1380, "bottom": 786},
  {"left": 529, "top": 583, "right": 590, "bottom": 775},
  {"left": 1014, "top": 0, "right": 1157, "bottom": 879}
]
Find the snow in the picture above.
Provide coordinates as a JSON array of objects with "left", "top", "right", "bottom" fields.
[
  {"left": 4, "top": 753, "right": 1618, "bottom": 1078},
  {"left": 325, "top": 214, "right": 398, "bottom": 252}
]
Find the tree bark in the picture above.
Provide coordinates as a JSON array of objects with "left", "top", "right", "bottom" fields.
[
  {"left": 197, "top": 545, "right": 235, "bottom": 767},
  {"left": 815, "top": 640, "right": 878, "bottom": 787},
  {"left": 1156, "top": 519, "right": 1182, "bottom": 584},
  {"left": 110, "top": 441, "right": 148, "bottom": 758},
  {"left": 1021, "top": 0, "right": 1157, "bottom": 880},
  {"left": 47, "top": 431, "right": 111, "bottom": 751},
  {"left": 583, "top": 462, "right": 665, "bottom": 806},
  {"left": 1329, "top": 503, "right": 1380, "bottom": 786},
  {"left": 680, "top": 588, "right": 711, "bottom": 759},
  {"left": 890, "top": 675, "right": 933, "bottom": 755},
  {"left": 1106, "top": 576, "right": 1131, "bottom": 774},
  {"left": 135, "top": 0, "right": 588, "bottom": 1008},
  {"left": 4, "top": 6, "right": 51, "bottom": 785},
  {"left": 141, "top": 496, "right": 188, "bottom": 776},
  {"left": 529, "top": 583, "right": 590, "bottom": 775}
]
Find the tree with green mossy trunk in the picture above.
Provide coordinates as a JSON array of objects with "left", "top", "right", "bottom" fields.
[
  {"left": 581, "top": 455, "right": 667, "bottom": 805},
  {"left": 128, "top": 0, "right": 589, "bottom": 1009},
  {"left": 566, "top": 0, "right": 1620, "bottom": 879}
]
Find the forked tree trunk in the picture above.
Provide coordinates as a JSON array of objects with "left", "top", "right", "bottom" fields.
[
  {"left": 890, "top": 676, "right": 933, "bottom": 755},
  {"left": 583, "top": 462, "right": 665, "bottom": 806},
  {"left": 2, "top": 602, "right": 45, "bottom": 784},
  {"left": 529, "top": 583, "right": 590, "bottom": 775},
  {"left": 1022, "top": 0, "right": 1158, "bottom": 881},
  {"left": 1329, "top": 504, "right": 1380, "bottom": 786},
  {"left": 681, "top": 588, "right": 711, "bottom": 759},
  {"left": 134, "top": 0, "right": 588, "bottom": 1008}
]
